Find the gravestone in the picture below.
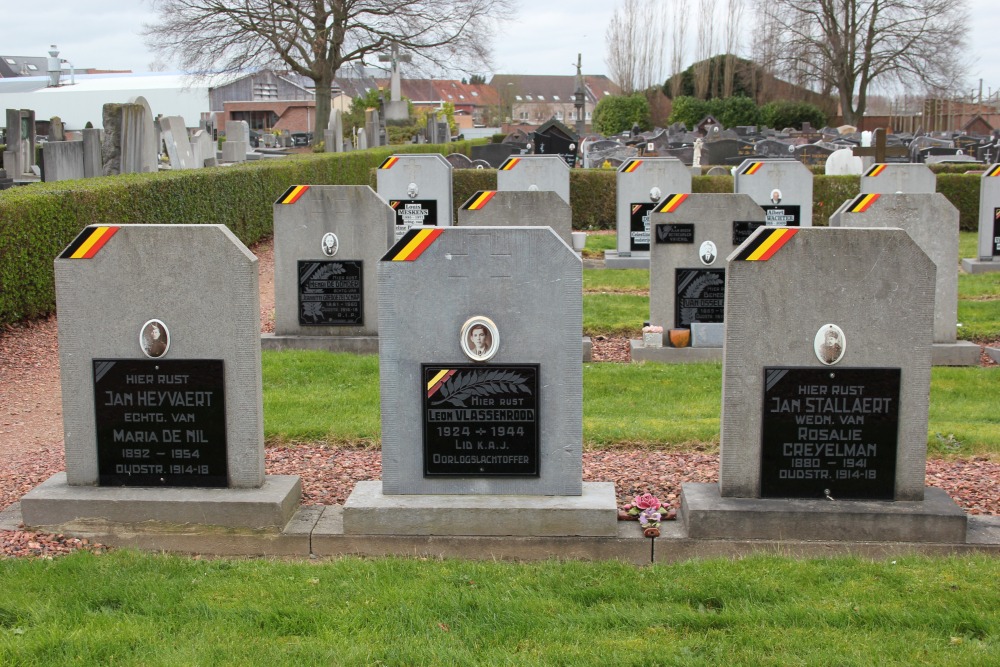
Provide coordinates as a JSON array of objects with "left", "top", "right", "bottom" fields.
[
  {"left": 222, "top": 120, "right": 249, "bottom": 162},
  {"left": 445, "top": 153, "right": 473, "bottom": 169},
  {"left": 681, "top": 226, "right": 967, "bottom": 543},
  {"left": 794, "top": 143, "right": 834, "bottom": 167},
  {"left": 20, "top": 225, "right": 300, "bottom": 531},
  {"left": 82, "top": 127, "right": 102, "bottom": 178},
  {"left": 829, "top": 193, "right": 979, "bottom": 366},
  {"left": 323, "top": 110, "right": 344, "bottom": 153},
  {"left": 3, "top": 108, "right": 37, "bottom": 179},
  {"left": 470, "top": 143, "right": 519, "bottom": 168},
  {"left": 375, "top": 154, "right": 454, "bottom": 243},
  {"left": 365, "top": 109, "right": 381, "bottom": 148},
  {"left": 342, "top": 226, "right": 617, "bottom": 537},
  {"left": 531, "top": 118, "right": 579, "bottom": 167},
  {"left": 860, "top": 163, "right": 936, "bottom": 194},
  {"left": 734, "top": 159, "right": 813, "bottom": 227},
  {"left": 961, "top": 164, "right": 1000, "bottom": 274},
  {"left": 41, "top": 140, "right": 85, "bottom": 181},
  {"left": 126, "top": 96, "right": 158, "bottom": 173},
  {"left": 702, "top": 138, "right": 740, "bottom": 165},
  {"left": 262, "top": 185, "right": 394, "bottom": 354},
  {"left": 496, "top": 155, "right": 570, "bottom": 205},
  {"left": 159, "top": 116, "right": 198, "bottom": 170},
  {"left": 191, "top": 129, "right": 216, "bottom": 167},
  {"left": 825, "top": 148, "right": 863, "bottom": 175},
  {"left": 356, "top": 126, "right": 368, "bottom": 150},
  {"left": 457, "top": 190, "right": 573, "bottom": 247},
  {"left": 632, "top": 194, "right": 765, "bottom": 363},
  {"left": 606, "top": 157, "right": 693, "bottom": 269}
]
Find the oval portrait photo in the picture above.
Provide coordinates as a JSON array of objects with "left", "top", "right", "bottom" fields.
[
  {"left": 814, "top": 323, "right": 846, "bottom": 365},
  {"left": 140, "top": 319, "right": 170, "bottom": 359},
  {"left": 460, "top": 316, "right": 499, "bottom": 362}
]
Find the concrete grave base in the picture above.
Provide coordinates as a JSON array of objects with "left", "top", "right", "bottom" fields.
[
  {"left": 986, "top": 347, "right": 1000, "bottom": 364},
  {"left": 341, "top": 481, "right": 619, "bottom": 537},
  {"left": 931, "top": 341, "right": 981, "bottom": 366},
  {"left": 603, "top": 250, "right": 650, "bottom": 269},
  {"left": 19, "top": 472, "right": 301, "bottom": 532},
  {"left": 960, "top": 258, "right": 1000, "bottom": 274},
  {"left": 260, "top": 333, "right": 380, "bottom": 354},
  {"left": 629, "top": 340, "right": 723, "bottom": 363},
  {"left": 679, "top": 483, "right": 968, "bottom": 543}
]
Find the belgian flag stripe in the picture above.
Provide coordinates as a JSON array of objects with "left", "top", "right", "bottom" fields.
[
  {"left": 378, "top": 156, "right": 399, "bottom": 169},
  {"left": 461, "top": 190, "right": 497, "bottom": 210},
  {"left": 499, "top": 157, "right": 520, "bottom": 170},
  {"left": 987, "top": 165, "right": 1000, "bottom": 177},
  {"left": 277, "top": 185, "right": 309, "bottom": 204},
  {"left": 623, "top": 159, "right": 642, "bottom": 172},
  {"left": 384, "top": 228, "right": 444, "bottom": 262},
  {"left": 60, "top": 226, "right": 120, "bottom": 259},
  {"left": 865, "top": 164, "right": 887, "bottom": 177},
  {"left": 734, "top": 228, "right": 797, "bottom": 261},
  {"left": 848, "top": 193, "right": 880, "bottom": 213},
  {"left": 654, "top": 193, "right": 688, "bottom": 213},
  {"left": 427, "top": 369, "right": 457, "bottom": 397},
  {"left": 741, "top": 161, "right": 763, "bottom": 175}
]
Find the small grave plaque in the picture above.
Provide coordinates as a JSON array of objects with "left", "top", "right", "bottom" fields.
[
  {"left": 94, "top": 359, "right": 227, "bottom": 487},
  {"left": 422, "top": 364, "right": 539, "bottom": 476},
  {"left": 763, "top": 204, "right": 801, "bottom": 226},
  {"left": 733, "top": 220, "right": 764, "bottom": 246},
  {"left": 993, "top": 209, "right": 1000, "bottom": 256},
  {"left": 298, "top": 260, "right": 363, "bottom": 326},
  {"left": 760, "top": 367, "right": 900, "bottom": 499},
  {"left": 390, "top": 199, "right": 438, "bottom": 242},
  {"left": 675, "top": 269, "right": 725, "bottom": 328},
  {"left": 655, "top": 223, "right": 695, "bottom": 244},
  {"left": 630, "top": 203, "right": 655, "bottom": 250}
]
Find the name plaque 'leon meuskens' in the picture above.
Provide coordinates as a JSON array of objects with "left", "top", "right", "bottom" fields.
[
  {"left": 94, "top": 359, "right": 227, "bottom": 487},
  {"left": 297, "top": 260, "right": 363, "bottom": 326},
  {"left": 422, "top": 365, "right": 539, "bottom": 477},
  {"left": 761, "top": 367, "right": 901, "bottom": 499}
]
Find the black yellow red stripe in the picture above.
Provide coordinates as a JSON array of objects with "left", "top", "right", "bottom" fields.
[
  {"left": 740, "top": 161, "right": 764, "bottom": 175},
  {"left": 383, "top": 228, "right": 444, "bottom": 262},
  {"left": 59, "top": 226, "right": 120, "bottom": 259},
  {"left": 865, "top": 164, "right": 888, "bottom": 177},
  {"left": 733, "top": 228, "right": 798, "bottom": 261},
  {"left": 653, "top": 193, "right": 689, "bottom": 213},
  {"left": 632, "top": 204, "right": 643, "bottom": 215},
  {"left": 847, "top": 193, "right": 880, "bottom": 213},
  {"left": 378, "top": 156, "right": 400, "bottom": 169},
  {"left": 277, "top": 185, "right": 309, "bottom": 204},
  {"left": 622, "top": 159, "right": 642, "bottom": 173},
  {"left": 499, "top": 157, "right": 520, "bottom": 170},
  {"left": 427, "top": 369, "right": 457, "bottom": 398},
  {"left": 461, "top": 191, "right": 498, "bottom": 210},
  {"left": 987, "top": 164, "right": 1000, "bottom": 177},
  {"left": 390, "top": 200, "right": 402, "bottom": 209}
]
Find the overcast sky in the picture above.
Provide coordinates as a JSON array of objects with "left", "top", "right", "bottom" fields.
[{"left": 4, "top": 0, "right": 999, "bottom": 101}]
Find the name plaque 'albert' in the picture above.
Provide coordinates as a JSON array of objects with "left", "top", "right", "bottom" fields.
[
  {"left": 422, "top": 364, "right": 539, "bottom": 477},
  {"left": 763, "top": 205, "right": 801, "bottom": 226},
  {"left": 761, "top": 367, "right": 900, "bottom": 499},
  {"left": 94, "top": 359, "right": 227, "bottom": 487},
  {"left": 298, "top": 260, "right": 363, "bottom": 326}
]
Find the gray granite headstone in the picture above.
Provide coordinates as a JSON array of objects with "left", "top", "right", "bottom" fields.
[
  {"left": 457, "top": 190, "right": 573, "bottom": 247},
  {"left": 961, "top": 165, "right": 1000, "bottom": 272},
  {"left": 734, "top": 159, "right": 814, "bottom": 227},
  {"left": 825, "top": 148, "right": 863, "bottom": 175},
  {"left": 375, "top": 154, "right": 454, "bottom": 242},
  {"left": 191, "top": 129, "right": 216, "bottom": 167},
  {"left": 496, "top": 155, "right": 570, "bottom": 205},
  {"left": 378, "top": 227, "right": 583, "bottom": 496},
  {"left": 272, "top": 185, "right": 393, "bottom": 337},
  {"left": 829, "top": 193, "right": 958, "bottom": 344},
  {"left": 221, "top": 120, "right": 249, "bottom": 163},
  {"left": 159, "top": 116, "right": 198, "bottom": 170},
  {"left": 126, "top": 96, "right": 158, "bottom": 173},
  {"left": 41, "top": 140, "right": 84, "bottom": 181},
  {"left": 648, "top": 194, "right": 765, "bottom": 333},
  {"left": 614, "top": 157, "right": 693, "bottom": 258},
  {"left": 720, "top": 227, "right": 934, "bottom": 501},
  {"left": 3, "top": 108, "right": 36, "bottom": 178},
  {"left": 860, "top": 163, "right": 936, "bottom": 194},
  {"left": 82, "top": 127, "right": 102, "bottom": 178}
]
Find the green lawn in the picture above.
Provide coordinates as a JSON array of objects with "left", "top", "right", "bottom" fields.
[{"left": 0, "top": 551, "right": 997, "bottom": 665}]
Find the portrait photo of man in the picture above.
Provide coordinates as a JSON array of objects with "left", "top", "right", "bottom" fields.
[
  {"left": 460, "top": 316, "right": 499, "bottom": 362},
  {"left": 141, "top": 319, "right": 169, "bottom": 358},
  {"left": 815, "top": 324, "right": 845, "bottom": 365},
  {"left": 770, "top": 189, "right": 782, "bottom": 205}
]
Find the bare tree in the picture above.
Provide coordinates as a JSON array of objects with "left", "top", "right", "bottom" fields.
[
  {"left": 721, "top": 0, "right": 745, "bottom": 97},
  {"left": 143, "top": 0, "right": 512, "bottom": 136},
  {"left": 667, "top": 0, "right": 688, "bottom": 98},
  {"left": 756, "top": 0, "right": 970, "bottom": 124},
  {"left": 693, "top": 0, "right": 716, "bottom": 98},
  {"left": 605, "top": 0, "right": 666, "bottom": 95}
]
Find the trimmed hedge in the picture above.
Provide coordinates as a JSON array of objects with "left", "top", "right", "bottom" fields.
[{"left": 0, "top": 150, "right": 985, "bottom": 326}]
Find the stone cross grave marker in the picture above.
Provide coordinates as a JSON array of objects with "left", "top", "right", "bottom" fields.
[
  {"left": 683, "top": 226, "right": 967, "bottom": 543},
  {"left": 851, "top": 127, "right": 908, "bottom": 164},
  {"left": 341, "top": 226, "right": 616, "bottom": 537},
  {"left": 829, "top": 193, "right": 978, "bottom": 365},
  {"left": 496, "top": 155, "right": 570, "bottom": 205},
  {"left": 734, "top": 159, "right": 814, "bottom": 227},
  {"left": 457, "top": 190, "right": 573, "bottom": 247},
  {"left": 266, "top": 185, "right": 394, "bottom": 351},
  {"left": 961, "top": 164, "right": 1000, "bottom": 273},
  {"left": 21, "top": 224, "right": 300, "bottom": 531},
  {"left": 375, "top": 154, "right": 454, "bottom": 243},
  {"left": 607, "top": 157, "right": 692, "bottom": 269},
  {"left": 640, "top": 194, "right": 765, "bottom": 357},
  {"left": 860, "top": 162, "right": 936, "bottom": 194}
]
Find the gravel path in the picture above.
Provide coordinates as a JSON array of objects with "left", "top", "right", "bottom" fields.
[{"left": 1, "top": 234, "right": 997, "bottom": 559}]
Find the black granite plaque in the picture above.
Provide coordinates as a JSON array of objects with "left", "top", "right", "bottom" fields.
[
  {"left": 391, "top": 199, "right": 438, "bottom": 237},
  {"left": 298, "top": 260, "right": 363, "bottom": 326},
  {"left": 675, "top": 269, "right": 725, "bottom": 328},
  {"left": 760, "top": 367, "right": 900, "bottom": 499},
  {"left": 629, "top": 203, "right": 655, "bottom": 251},
  {"left": 655, "top": 223, "right": 695, "bottom": 244},
  {"left": 733, "top": 220, "right": 764, "bottom": 246},
  {"left": 763, "top": 204, "right": 801, "bottom": 226},
  {"left": 422, "top": 365, "right": 539, "bottom": 476},
  {"left": 993, "top": 208, "right": 1000, "bottom": 256},
  {"left": 94, "top": 359, "right": 227, "bottom": 487}
]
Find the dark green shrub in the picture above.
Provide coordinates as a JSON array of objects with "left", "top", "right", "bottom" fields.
[
  {"left": 759, "top": 101, "right": 828, "bottom": 130},
  {"left": 592, "top": 94, "right": 652, "bottom": 136},
  {"left": 668, "top": 96, "right": 711, "bottom": 129}
]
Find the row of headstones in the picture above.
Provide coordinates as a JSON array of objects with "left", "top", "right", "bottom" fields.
[
  {"left": 322, "top": 109, "right": 452, "bottom": 154},
  {"left": 24, "top": 210, "right": 961, "bottom": 543}
]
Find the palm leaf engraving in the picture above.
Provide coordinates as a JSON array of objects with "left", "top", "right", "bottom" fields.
[{"left": 433, "top": 370, "right": 532, "bottom": 406}]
